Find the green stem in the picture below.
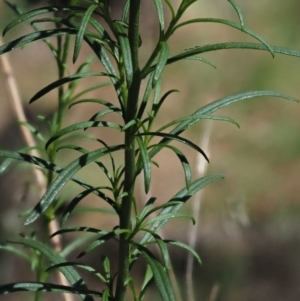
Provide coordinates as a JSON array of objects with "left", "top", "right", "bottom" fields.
[{"left": 115, "top": 1, "right": 141, "bottom": 301}]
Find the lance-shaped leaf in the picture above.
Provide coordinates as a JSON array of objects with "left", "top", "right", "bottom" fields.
[
  {"left": 166, "top": 42, "right": 300, "bottom": 66},
  {"left": 61, "top": 186, "right": 113, "bottom": 226},
  {"left": 173, "top": 18, "right": 274, "bottom": 57},
  {"left": 227, "top": 0, "right": 244, "bottom": 27},
  {"left": 51, "top": 226, "right": 107, "bottom": 238},
  {"left": 30, "top": 72, "right": 113, "bottom": 103},
  {"left": 141, "top": 212, "right": 195, "bottom": 228},
  {"left": 70, "top": 82, "right": 111, "bottom": 101},
  {"left": 0, "top": 150, "right": 113, "bottom": 205},
  {"left": 152, "top": 89, "right": 178, "bottom": 117},
  {"left": 0, "top": 244, "right": 31, "bottom": 262},
  {"left": 45, "top": 121, "right": 122, "bottom": 149},
  {"left": 138, "top": 132, "right": 209, "bottom": 162},
  {"left": 7, "top": 238, "right": 95, "bottom": 301},
  {"left": 157, "top": 114, "right": 239, "bottom": 132},
  {"left": 184, "top": 55, "right": 216, "bottom": 68},
  {"left": 73, "top": 4, "right": 98, "bottom": 63},
  {"left": 137, "top": 73, "right": 154, "bottom": 119},
  {"left": 60, "top": 233, "right": 99, "bottom": 258},
  {"left": 121, "top": 0, "right": 130, "bottom": 22},
  {"left": 149, "top": 144, "right": 192, "bottom": 188},
  {"left": 165, "top": 240, "right": 202, "bottom": 265},
  {"left": 138, "top": 175, "right": 223, "bottom": 247},
  {"left": 24, "top": 144, "right": 124, "bottom": 225},
  {"left": 153, "top": 0, "right": 165, "bottom": 35},
  {"left": 0, "top": 28, "right": 77, "bottom": 55},
  {"left": 114, "top": 22, "right": 133, "bottom": 86},
  {"left": 0, "top": 282, "right": 101, "bottom": 297},
  {"left": 78, "top": 229, "right": 130, "bottom": 258},
  {"left": 148, "top": 90, "right": 297, "bottom": 160},
  {"left": 70, "top": 98, "right": 120, "bottom": 111},
  {"left": 152, "top": 42, "right": 169, "bottom": 87},
  {"left": 84, "top": 37, "right": 124, "bottom": 108},
  {"left": 136, "top": 136, "right": 151, "bottom": 193},
  {"left": 137, "top": 244, "right": 176, "bottom": 301},
  {"left": 46, "top": 262, "right": 107, "bottom": 283},
  {"left": 140, "top": 229, "right": 170, "bottom": 269},
  {"left": 57, "top": 144, "right": 114, "bottom": 185},
  {"left": 2, "top": 5, "right": 88, "bottom": 36},
  {"left": 140, "top": 264, "right": 153, "bottom": 298},
  {"left": 164, "top": 0, "right": 175, "bottom": 19}
]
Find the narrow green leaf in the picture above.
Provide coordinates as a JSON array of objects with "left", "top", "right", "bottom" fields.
[
  {"left": 184, "top": 55, "right": 217, "bottom": 68},
  {"left": 153, "top": 0, "right": 165, "bottom": 35},
  {"left": 78, "top": 229, "right": 129, "bottom": 258},
  {"left": 139, "top": 197, "right": 157, "bottom": 221},
  {"left": 149, "top": 144, "right": 192, "bottom": 189},
  {"left": 173, "top": 18, "right": 274, "bottom": 57},
  {"left": 136, "top": 137, "right": 151, "bottom": 193},
  {"left": 46, "top": 262, "right": 107, "bottom": 283},
  {"left": 70, "top": 82, "right": 111, "bottom": 101},
  {"left": 139, "top": 175, "right": 223, "bottom": 246},
  {"left": 137, "top": 73, "right": 154, "bottom": 119},
  {"left": 60, "top": 233, "right": 98, "bottom": 258},
  {"left": 139, "top": 246, "right": 176, "bottom": 301},
  {"left": 2, "top": 6, "right": 87, "bottom": 36},
  {"left": 0, "top": 150, "right": 112, "bottom": 205},
  {"left": 141, "top": 229, "right": 170, "bottom": 269},
  {"left": 8, "top": 238, "right": 95, "bottom": 301},
  {"left": 73, "top": 4, "right": 98, "bottom": 63},
  {"left": 0, "top": 244, "right": 31, "bottom": 262},
  {"left": 70, "top": 98, "right": 120, "bottom": 111},
  {"left": 153, "top": 42, "right": 169, "bottom": 87},
  {"left": 193, "top": 90, "right": 298, "bottom": 116},
  {"left": 167, "top": 42, "right": 300, "bottom": 67},
  {"left": 24, "top": 145, "right": 124, "bottom": 225},
  {"left": 102, "top": 289, "right": 110, "bottom": 301},
  {"left": 114, "top": 22, "right": 133, "bottom": 86},
  {"left": 0, "top": 282, "right": 101, "bottom": 297},
  {"left": 0, "top": 28, "right": 77, "bottom": 55},
  {"left": 84, "top": 38, "right": 123, "bottom": 106},
  {"left": 45, "top": 121, "right": 121, "bottom": 149},
  {"left": 152, "top": 89, "right": 178, "bottom": 117},
  {"left": 30, "top": 72, "right": 112, "bottom": 103},
  {"left": 51, "top": 227, "right": 106, "bottom": 238},
  {"left": 138, "top": 132, "right": 209, "bottom": 162},
  {"left": 157, "top": 114, "right": 239, "bottom": 132},
  {"left": 165, "top": 240, "right": 202, "bottom": 265},
  {"left": 61, "top": 186, "right": 113, "bottom": 226},
  {"left": 148, "top": 90, "right": 297, "bottom": 161},
  {"left": 140, "top": 264, "right": 153, "bottom": 292},
  {"left": 56, "top": 144, "right": 114, "bottom": 184},
  {"left": 102, "top": 257, "right": 111, "bottom": 280},
  {"left": 139, "top": 201, "right": 181, "bottom": 222},
  {"left": 227, "top": 0, "right": 244, "bottom": 27},
  {"left": 163, "top": 0, "right": 175, "bottom": 19},
  {"left": 142, "top": 212, "right": 195, "bottom": 228},
  {"left": 18, "top": 121, "right": 45, "bottom": 142},
  {"left": 122, "top": 0, "right": 130, "bottom": 22},
  {"left": 122, "top": 119, "right": 137, "bottom": 131}
]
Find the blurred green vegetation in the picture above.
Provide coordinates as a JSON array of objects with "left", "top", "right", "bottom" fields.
[{"left": 0, "top": 1, "right": 300, "bottom": 301}]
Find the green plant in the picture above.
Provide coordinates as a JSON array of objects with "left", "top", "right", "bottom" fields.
[{"left": 0, "top": 1, "right": 299, "bottom": 301}]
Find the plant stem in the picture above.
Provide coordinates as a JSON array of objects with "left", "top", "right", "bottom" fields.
[{"left": 115, "top": 1, "right": 141, "bottom": 301}]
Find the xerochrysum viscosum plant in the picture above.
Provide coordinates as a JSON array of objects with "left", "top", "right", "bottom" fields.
[{"left": 0, "top": 1, "right": 299, "bottom": 301}]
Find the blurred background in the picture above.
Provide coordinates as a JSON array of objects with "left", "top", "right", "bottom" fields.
[{"left": 0, "top": 1, "right": 300, "bottom": 301}]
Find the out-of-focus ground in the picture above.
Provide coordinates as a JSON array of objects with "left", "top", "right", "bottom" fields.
[{"left": 0, "top": 1, "right": 300, "bottom": 301}]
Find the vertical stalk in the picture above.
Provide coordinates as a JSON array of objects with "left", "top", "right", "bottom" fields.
[{"left": 115, "top": 1, "right": 141, "bottom": 301}]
